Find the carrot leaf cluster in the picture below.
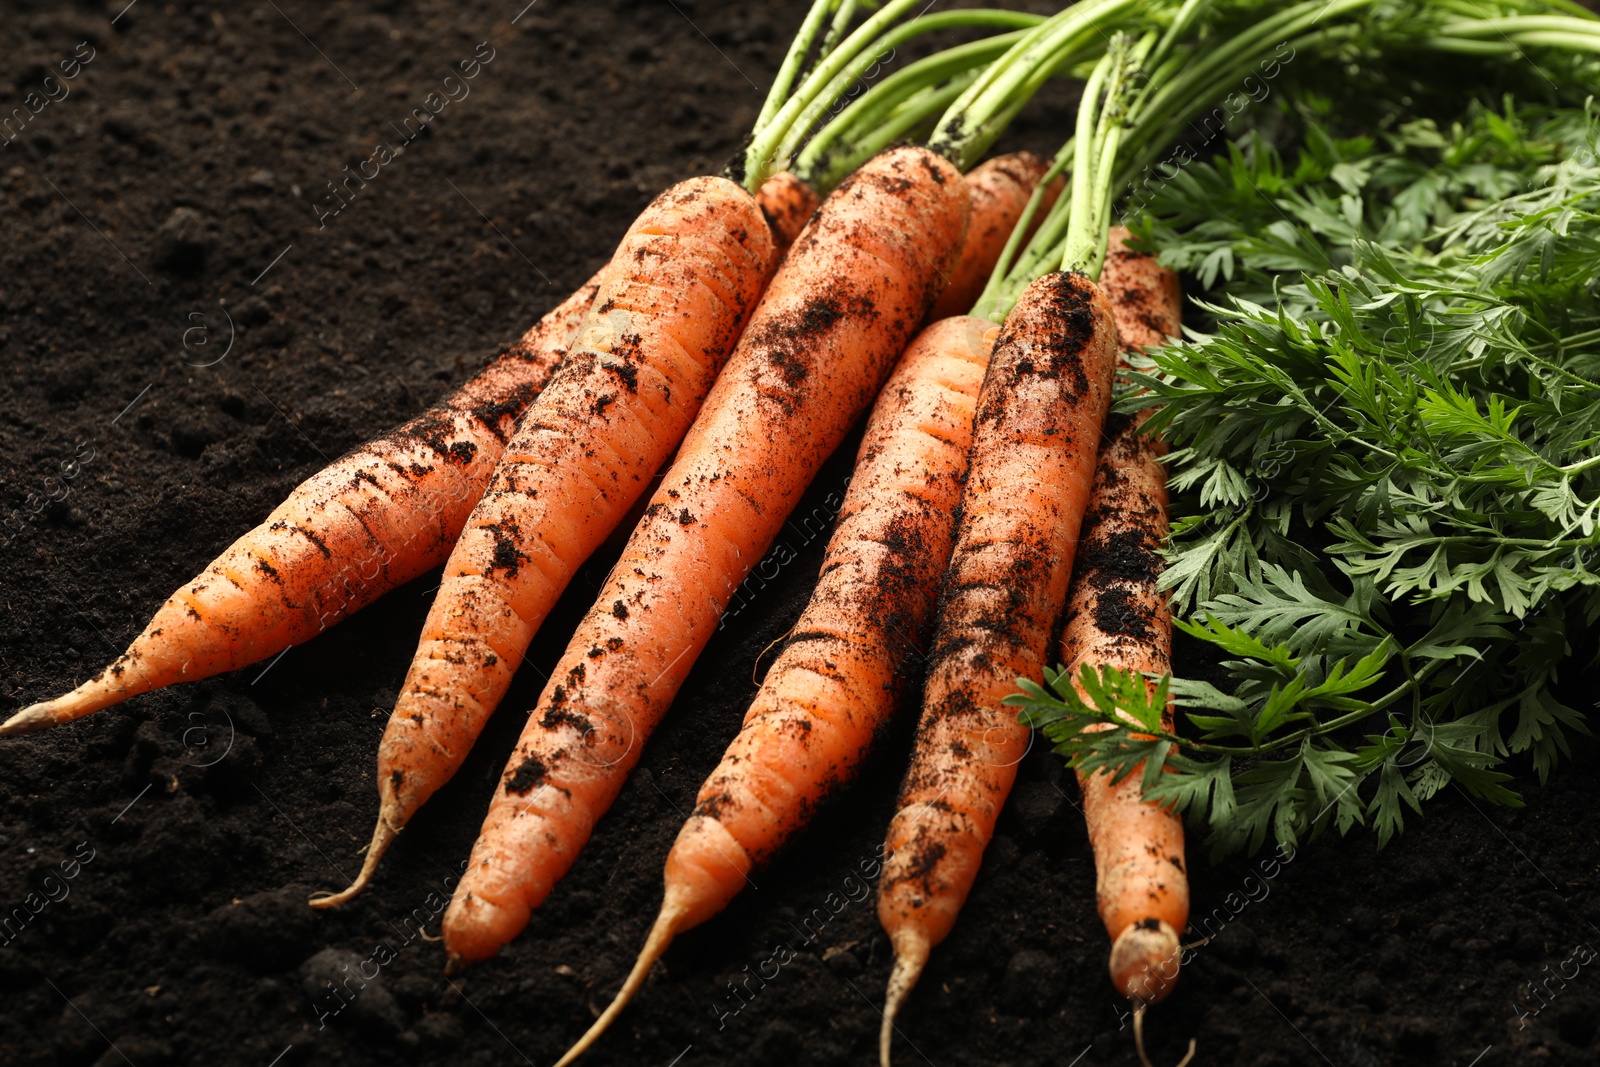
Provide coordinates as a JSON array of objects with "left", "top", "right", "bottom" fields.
[{"left": 1015, "top": 95, "right": 1600, "bottom": 858}]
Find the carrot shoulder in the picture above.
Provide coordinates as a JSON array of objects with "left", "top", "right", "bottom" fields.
[
  {"left": 1063, "top": 227, "right": 1188, "bottom": 1005},
  {"left": 1100, "top": 225, "right": 1182, "bottom": 357},
  {"left": 0, "top": 274, "right": 601, "bottom": 737},
  {"left": 929, "top": 152, "right": 1060, "bottom": 321},
  {"left": 877, "top": 270, "right": 1118, "bottom": 1056},
  {"left": 312, "top": 176, "right": 780, "bottom": 907},
  {"left": 441, "top": 145, "right": 970, "bottom": 967},
  {"left": 755, "top": 170, "right": 820, "bottom": 250}
]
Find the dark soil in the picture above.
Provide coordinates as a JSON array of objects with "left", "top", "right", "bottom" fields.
[{"left": 2, "top": 3, "right": 1598, "bottom": 1067}]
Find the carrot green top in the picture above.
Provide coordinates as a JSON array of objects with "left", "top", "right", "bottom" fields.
[
  {"left": 740, "top": 3, "right": 1047, "bottom": 195},
  {"left": 972, "top": 0, "right": 1600, "bottom": 323},
  {"left": 749, "top": 0, "right": 1600, "bottom": 252}
]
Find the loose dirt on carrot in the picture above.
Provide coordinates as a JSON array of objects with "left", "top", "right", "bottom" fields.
[{"left": 1, "top": 3, "right": 1596, "bottom": 1066}]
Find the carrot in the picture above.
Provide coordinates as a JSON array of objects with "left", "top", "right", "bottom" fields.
[
  {"left": 870, "top": 32, "right": 1170, "bottom": 1057},
  {"left": 877, "top": 270, "right": 1118, "bottom": 1063},
  {"left": 0, "top": 273, "right": 601, "bottom": 738},
  {"left": 1062, "top": 227, "right": 1188, "bottom": 1017},
  {"left": 1099, "top": 225, "right": 1182, "bottom": 358},
  {"left": 440, "top": 144, "right": 969, "bottom": 969},
  {"left": 313, "top": 174, "right": 779, "bottom": 907},
  {"left": 554, "top": 312, "right": 997, "bottom": 1065},
  {"left": 584, "top": 170, "right": 819, "bottom": 557},
  {"left": 755, "top": 170, "right": 820, "bottom": 250},
  {"left": 928, "top": 152, "right": 1059, "bottom": 321}
]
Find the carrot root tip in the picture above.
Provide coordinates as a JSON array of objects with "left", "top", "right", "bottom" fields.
[
  {"left": 1133, "top": 1002, "right": 1196, "bottom": 1067},
  {"left": 880, "top": 930, "right": 930, "bottom": 1067},
  {"left": 553, "top": 903, "right": 686, "bottom": 1067},
  {"left": 0, "top": 702, "right": 64, "bottom": 737},
  {"left": 307, "top": 813, "right": 400, "bottom": 910}
]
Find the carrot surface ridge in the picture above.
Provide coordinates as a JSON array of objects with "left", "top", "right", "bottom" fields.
[
  {"left": 877, "top": 269, "right": 1118, "bottom": 1060},
  {"left": 1, "top": 273, "right": 601, "bottom": 738},
  {"left": 321, "top": 176, "right": 779, "bottom": 906},
  {"left": 441, "top": 145, "right": 970, "bottom": 967},
  {"left": 1063, "top": 227, "right": 1189, "bottom": 1005}
]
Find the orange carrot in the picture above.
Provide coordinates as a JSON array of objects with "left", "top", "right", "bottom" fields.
[
  {"left": 928, "top": 152, "right": 1059, "bottom": 321},
  {"left": 590, "top": 172, "right": 819, "bottom": 558},
  {"left": 1063, "top": 227, "right": 1188, "bottom": 1010},
  {"left": 756, "top": 170, "right": 821, "bottom": 250},
  {"left": 441, "top": 145, "right": 970, "bottom": 969},
  {"left": 0, "top": 273, "right": 601, "bottom": 737},
  {"left": 315, "top": 174, "right": 779, "bottom": 907},
  {"left": 1099, "top": 225, "right": 1182, "bottom": 360},
  {"left": 554, "top": 313, "right": 997, "bottom": 1065},
  {"left": 877, "top": 269, "right": 1118, "bottom": 1064}
]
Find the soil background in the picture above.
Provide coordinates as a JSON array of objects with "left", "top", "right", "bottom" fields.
[{"left": 2, "top": 2, "right": 1599, "bottom": 1066}]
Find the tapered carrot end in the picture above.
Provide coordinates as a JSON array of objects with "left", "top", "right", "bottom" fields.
[
  {"left": 553, "top": 901, "right": 687, "bottom": 1067},
  {"left": 308, "top": 812, "right": 400, "bottom": 910},
  {"left": 880, "top": 928, "right": 930, "bottom": 1067},
  {"left": 0, "top": 703, "right": 60, "bottom": 737},
  {"left": 1, "top": 680, "right": 119, "bottom": 736},
  {"left": 441, "top": 887, "right": 532, "bottom": 966}
]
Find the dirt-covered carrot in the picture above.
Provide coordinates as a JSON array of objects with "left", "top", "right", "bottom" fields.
[
  {"left": 1099, "top": 226, "right": 1182, "bottom": 357},
  {"left": 1063, "top": 226, "right": 1188, "bottom": 1010},
  {"left": 878, "top": 270, "right": 1117, "bottom": 1053},
  {"left": 877, "top": 3, "right": 1339, "bottom": 1050},
  {"left": 0, "top": 275, "right": 601, "bottom": 738},
  {"left": 313, "top": 175, "right": 778, "bottom": 907},
  {"left": 553, "top": 313, "right": 996, "bottom": 1065},
  {"left": 441, "top": 143, "right": 969, "bottom": 968},
  {"left": 929, "top": 152, "right": 1058, "bottom": 321},
  {"left": 876, "top": 31, "right": 1146, "bottom": 1064}
]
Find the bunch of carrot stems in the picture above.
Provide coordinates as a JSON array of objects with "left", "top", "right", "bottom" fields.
[{"left": 7, "top": 0, "right": 1600, "bottom": 1063}]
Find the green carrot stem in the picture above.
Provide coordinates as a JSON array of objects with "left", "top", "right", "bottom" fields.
[
  {"left": 1440, "top": 14, "right": 1600, "bottom": 36},
  {"left": 1143, "top": 0, "right": 1211, "bottom": 78},
  {"left": 770, "top": 10, "right": 1045, "bottom": 186},
  {"left": 793, "top": 16, "right": 1044, "bottom": 192},
  {"left": 1063, "top": 34, "right": 1149, "bottom": 280},
  {"left": 753, "top": 0, "right": 838, "bottom": 140},
  {"left": 1427, "top": 36, "right": 1542, "bottom": 54},
  {"left": 743, "top": 0, "right": 930, "bottom": 190},
  {"left": 1059, "top": 50, "right": 1118, "bottom": 279},
  {"left": 799, "top": 71, "right": 987, "bottom": 194},
  {"left": 930, "top": 0, "right": 1146, "bottom": 172},
  {"left": 972, "top": 139, "right": 1077, "bottom": 321},
  {"left": 820, "top": 0, "right": 859, "bottom": 60},
  {"left": 1492, "top": 29, "right": 1600, "bottom": 49}
]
